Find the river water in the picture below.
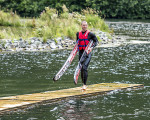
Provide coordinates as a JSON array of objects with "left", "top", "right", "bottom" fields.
[{"left": 0, "top": 20, "right": 150, "bottom": 120}]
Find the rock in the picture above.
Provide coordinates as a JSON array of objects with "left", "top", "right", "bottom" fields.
[
  {"left": 31, "top": 40, "right": 35, "bottom": 44},
  {"left": 19, "top": 38, "right": 23, "bottom": 41},
  {"left": 18, "top": 41, "right": 26, "bottom": 48},
  {"left": 65, "top": 45, "right": 68, "bottom": 48},
  {"left": 116, "top": 36, "right": 121, "bottom": 40},
  {"left": 7, "top": 39, "right": 12, "bottom": 44},
  {"left": 50, "top": 42, "right": 57, "bottom": 49},
  {"left": 65, "top": 38, "right": 71, "bottom": 41},
  {"left": 34, "top": 41, "right": 41, "bottom": 47},
  {"left": 30, "top": 44, "right": 37, "bottom": 49},
  {"left": 4, "top": 43, "right": 10, "bottom": 49},
  {"left": 61, "top": 40, "right": 65, "bottom": 44},
  {"left": 112, "top": 38, "right": 116, "bottom": 43},
  {"left": 44, "top": 45, "right": 51, "bottom": 50},
  {"left": 10, "top": 44, "right": 16, "bottom": 50},
  {"left": 58, "top": 45, "right": 63, "bottom": 49},
  {"left": 46, "top": 39, "right": 52, "bottom": 44},
  {"left": 66, "top": 109, "right": 75, "bottom": 114},
  {"left": 26, "top": 45, "right": 31, "bottom": 48},
  {"left": 50, "top": 39, "right": 55, "bottom": 43},
  {"left": 6, "top": 49, "right": 15, "bottom": 52},
  {"left": 0, "top": 29, "right": 127, "bottom": 52},
  {"left": 24, "top": 47, "right": 29, "bottom": 51},
  {"left": 13, "top": 40, "right": 19, "bottom": 47},
  {"left": 38, "top": 44, "right": 43, "bottom": 49},
  {"left": 29, "top": 48, "right": 36, "bottom": 51}
]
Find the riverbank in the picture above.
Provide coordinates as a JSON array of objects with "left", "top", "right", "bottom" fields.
[
  {"left": 0, "top": 7, "right": 113, "bottom": 52},
  {"left": 1, "top": 19, "right": 150, "bottom": 53},
  {"left": 0, "top": 30, "right": 127, "bottom": 52},
  {"left": 1, "top": 30, "right": 150, "bottom": 52}
]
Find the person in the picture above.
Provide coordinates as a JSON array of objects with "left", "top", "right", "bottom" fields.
[{"left": 76, "top": 21, "right": 98, "bottom": 90}]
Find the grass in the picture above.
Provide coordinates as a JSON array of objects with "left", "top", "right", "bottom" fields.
[
  {"left": 0, "top": 10, "right": 21, "bottom": 26},
  {"left": 0, "top": 6, "right": 110, "bottom": 42},
  {"left": 0, "top": 26, "right": 33, "bottom": 40}
]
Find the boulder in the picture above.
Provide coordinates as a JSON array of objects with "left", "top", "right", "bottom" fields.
[
  {"left": 50, "top": 42, "right": 57, "bottom": 49},
  {"left": 4, "top": 43, "right": 10, "bottom": 49},
  {"left": 34, "top": 40, "right": 41, "bottom": 47},
  {"left": 10, "top": 44, "right": 16, "bottom": 50},
  {"left": 58, "top": 45, "right": 63, "bottom": 49},
  {"left": 18, "top": 40, "right": 26, "bottom": 48}
]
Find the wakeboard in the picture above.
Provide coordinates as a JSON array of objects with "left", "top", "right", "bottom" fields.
[{"left": 53, "top": 42, "right": 78, "bottom": 81}]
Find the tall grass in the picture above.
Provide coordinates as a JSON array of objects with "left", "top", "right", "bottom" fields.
[
  {"left": 0, "top": 10, "right": 21, "bottom": 26},
  {"left": 82, "top": 8, "right": 109, "bottom": 32},
  {"left": 35, "top": 6, "right": 110, "bottom": 41},
  {"left": 34, "top": 6, "right": 81, "bottom": 40},
  {"left": 0, "top": 6, "right": 110, "bottom": 41},
  {"left": 0, "top": 26, "right": 33, "bottom": 39}
]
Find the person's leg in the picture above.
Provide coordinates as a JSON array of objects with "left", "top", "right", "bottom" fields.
[
  {"left": 81, "top": 68, "right": 84, "bottom": 83},
  {"left": 79, "top": 50, "right": 85, "bottom": 86},
  {"left": 81, "top": 53, "right": 91, "bottom": 89}
]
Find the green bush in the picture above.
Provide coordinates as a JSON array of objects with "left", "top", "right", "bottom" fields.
[
  {"left": 0, "top": 10, "right": 21, "bottom": 26},
  {"left": 0, "top": 7, "right": 110, "bottom": 40},
  {"left": 66, "top": 25, "right": 79, "bottom": 39},
  {"left": 0, "top": 26, "right": 33, "bottom": 40},
  {"left": 82, "top": 8, "right": 109, "bottom": 32},
  {"left": 0, "top": 32, "right": 5, "bottom": 39},
  {"left": 40, "top": 7, "right": 58, "bottom": 21},
  {"left": 0, "top": 0, "right": 149, "bottom": 19}
]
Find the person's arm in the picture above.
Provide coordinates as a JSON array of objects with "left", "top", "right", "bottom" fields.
[
  {"left": 89, "top": 32, "right": 99, "bottom": 48},
  {"left": 76, "top": 32, "right": 79, "bottom": 42}
]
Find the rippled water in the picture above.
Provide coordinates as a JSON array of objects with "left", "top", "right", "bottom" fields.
[
  {"left": 106, "top": 20, "right": 150, "bottom": 41},
  {"left": 0, "top": 20, "right": 150, "bottom": 120}
]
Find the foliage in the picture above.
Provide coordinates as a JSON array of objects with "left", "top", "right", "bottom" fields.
[
  {"left": 0, "top": 6, "right": 110, "bottom": 41},
  {"left": 82, "top": 8, "right": 109, "bottom": 32},
  {"left": 40, "top": 7, "right": 58, "bottom": 21},
  {"left": 90, "top": 0, "right": 150, "bottom": 19},
  {"left": 96, "top": 36, "right": 102, "bottom": 42},
  {"left": 0, "top": 0, "right": 149, "bottom": 19},
  {"left": 0, "top": 26, "right": 33, "bottom": 39},
  {"left": 0, "top": 10, "right": 21, "bottom": 26},
  {"left": 0, "top": 32, "right": 5, "bottom": 39},
  {"left": 36, "top": 6, "right": 109, "bottom": 40}
]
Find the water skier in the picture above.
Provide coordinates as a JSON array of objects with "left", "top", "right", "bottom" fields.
[{"left": 76, "top": 21, "right": 98, "bottom": 90}]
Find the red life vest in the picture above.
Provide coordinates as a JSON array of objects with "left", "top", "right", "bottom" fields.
[{"left": 78, "top": 30, "right": 90, "bottom": 50}]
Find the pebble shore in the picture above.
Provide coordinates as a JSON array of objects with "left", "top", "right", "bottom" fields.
[{"left": 0, "top": 30, "right": 126, "bottom": 52}]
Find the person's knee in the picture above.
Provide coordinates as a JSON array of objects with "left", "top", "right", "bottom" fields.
[{"left": 82, "top": 65, "right": 88, "bottom": 71}]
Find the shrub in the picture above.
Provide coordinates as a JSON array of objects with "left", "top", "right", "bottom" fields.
[
  {"left": 0, "top": 0, "right": 149, "bottom": 19},
  {"left": 0, "top": 7, "right": 110, "bottom": 40},
  {"left": 82, "top": 8, "right": 109, "bottom": 32},
  {"left": 0, "top": 10, "right": 21, "bottom": 26},
  {"left": 40, "top": 7, "right": 58, "bottom": 21},
  {"left": 0, "top": 32, "right": 5, "bottom": 39}
]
